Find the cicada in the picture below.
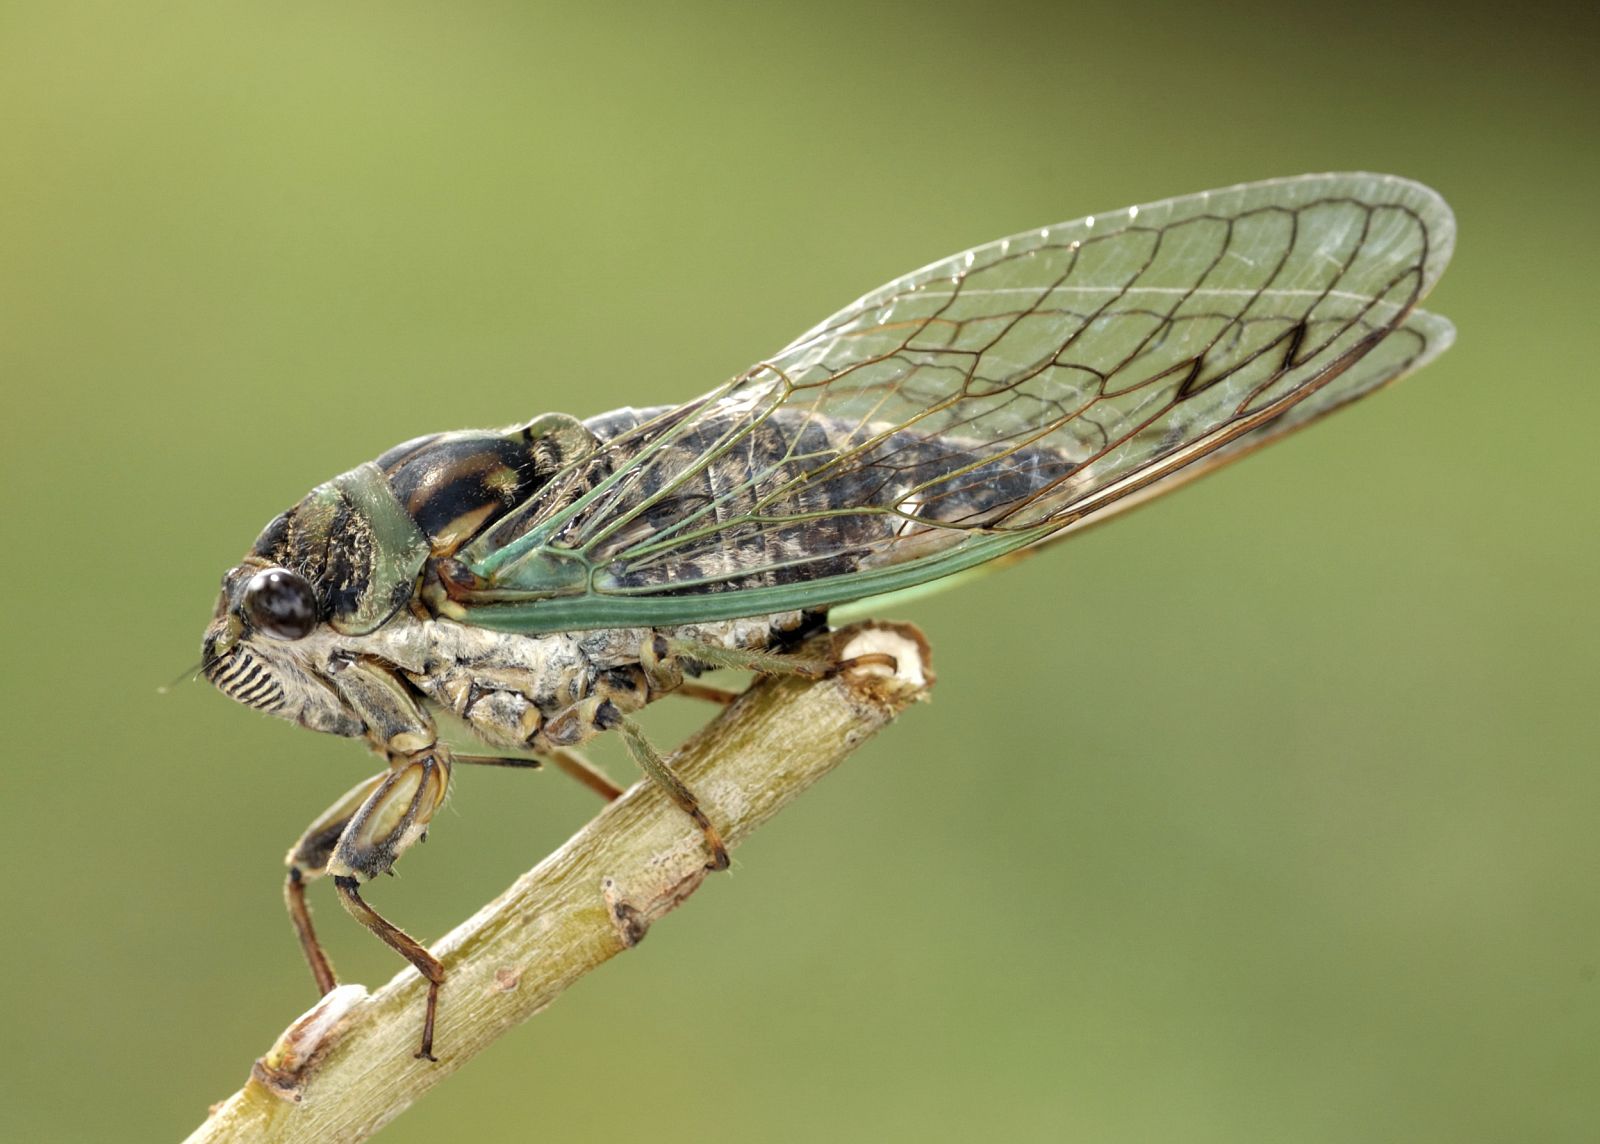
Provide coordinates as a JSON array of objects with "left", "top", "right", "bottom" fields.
[{"left": 201, "top": 173, "right": 1454, "bottom": 1059}]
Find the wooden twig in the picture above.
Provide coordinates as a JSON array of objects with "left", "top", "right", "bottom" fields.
[{"left": 184, "top": 621, "right": 933, "bottom": 1144}]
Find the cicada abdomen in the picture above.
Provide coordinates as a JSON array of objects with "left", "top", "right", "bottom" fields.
[{"left": 539, "top": 404, "right": 1082, "bottom": 594}]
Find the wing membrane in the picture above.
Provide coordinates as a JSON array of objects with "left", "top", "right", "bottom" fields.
[
  {"left": 458, "top": 173, "right": 1454, "bottom": 632},
  {"left": 829, "top": 305, "right": 1454, "bottom": 622}
]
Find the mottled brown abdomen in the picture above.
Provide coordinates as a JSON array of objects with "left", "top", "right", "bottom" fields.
[{"left": 571, "top": 404, "right": 1077, "bottom": 595}]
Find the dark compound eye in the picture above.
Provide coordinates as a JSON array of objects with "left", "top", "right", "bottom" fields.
[{"left": 242, "top": 567, "right": 318, "bottom": 641}]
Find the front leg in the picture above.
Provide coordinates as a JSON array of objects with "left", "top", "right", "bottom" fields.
[
  {"left": 325, "top": 750, "right": 452, "bottom": 1060},
  {"left": 283, "top": 751, "right": 453, "bottom": 1060},
  {"left": 335, "top": 876, "right": 446, "bottom": 1061},
  {"left": 283, "top": 771, "right": 392, "bottom": 997}
]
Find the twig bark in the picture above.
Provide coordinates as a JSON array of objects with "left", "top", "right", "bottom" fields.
[{"left": 184, "top": 621, "right": 933, "bottom": 1144}]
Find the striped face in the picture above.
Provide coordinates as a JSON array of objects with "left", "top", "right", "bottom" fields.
[{"left": 201, "top": 559, "right": 366, "bottom": 737}]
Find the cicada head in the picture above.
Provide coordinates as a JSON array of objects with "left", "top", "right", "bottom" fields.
[
  {"left": 200, "top": 459, "right": 437, "bottom": 738},
  {"left": 201, "top": 559, "right": 366, "bottom": 736}
]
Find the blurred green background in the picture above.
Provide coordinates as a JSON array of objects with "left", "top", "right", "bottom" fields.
[{"left": 2, "top": 1, "right": 1596, "bottom": 1141}]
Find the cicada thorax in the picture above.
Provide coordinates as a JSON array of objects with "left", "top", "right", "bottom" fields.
[
  {"left": 218, "top": 407, "right": 799, "bottom": 731},
  {"left": 377, "top": 415, "right": 599, "bottom": 558},
  {"left": 243, "top": 416, "right": 602, "bottom": 636}
]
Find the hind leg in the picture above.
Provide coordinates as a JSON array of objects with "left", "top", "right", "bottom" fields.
[{"left": 536, "top": 694, "right": 730, "bottom": 871}]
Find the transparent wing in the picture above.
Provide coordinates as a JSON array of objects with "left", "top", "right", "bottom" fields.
[
  {"left": 457, "top": 173, "right": 1454, "bottom": 632},
  {"left": 829, "top": 306, "right": 1454, "bottom": 622},
  {"left": 1037, "top": 304, "right": 1455, "bottom": 535}
]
